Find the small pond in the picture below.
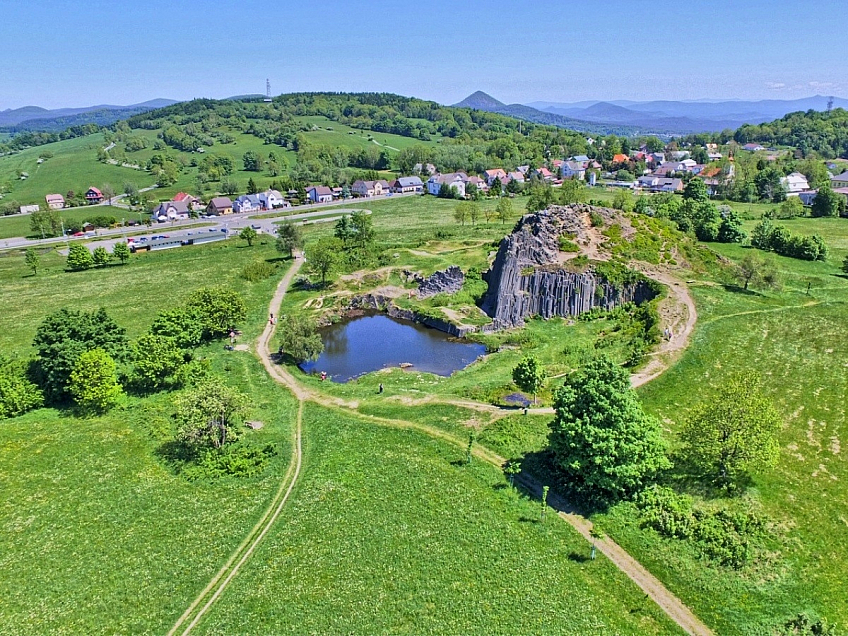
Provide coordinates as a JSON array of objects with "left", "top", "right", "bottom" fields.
[{"left": 299, "top": 312, "right": 487, "bottom": 382}]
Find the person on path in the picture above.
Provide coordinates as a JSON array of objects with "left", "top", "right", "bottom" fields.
[{"left": 229, "top": 330, "right": 235, "bottom": 345}]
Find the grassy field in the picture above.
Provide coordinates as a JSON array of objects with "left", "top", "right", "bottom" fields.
[
  {"left": 296, "top": 114, "right": 442, "bottom": 151},
  {"left": 192, "top": 403, "right": 680, "bottom": 635}
]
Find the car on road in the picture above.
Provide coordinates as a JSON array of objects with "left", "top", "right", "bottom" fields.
[
  {"left": 208, "top": 228, "right": 217, "bottom": 232},
  {"left": 251, "top": 224, "right": 261, "bottom": 229},
  {"left": 72, "top": 231, "right": 84, "bottom": 237}
]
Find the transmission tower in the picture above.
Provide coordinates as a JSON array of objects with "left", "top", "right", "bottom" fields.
[
  {"left": 827, "top": 96, "right": 834, "bottom": 112},
  {"left": 264, "top": 79, "right": 272, "bottom": 102}
]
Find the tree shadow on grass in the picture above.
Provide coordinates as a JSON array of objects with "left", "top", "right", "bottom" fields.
[
  {"left": 660, "top": 450, "right": 753, "bottom": 500},
  {"left": 154, "top": 439, "right": 196, "bottom": 474},
  {"left": 721, "top": 283, "right": 762, "bottom": 296},
  {"left": 567, "top": 551, "right": 591, "bottom": 563}
]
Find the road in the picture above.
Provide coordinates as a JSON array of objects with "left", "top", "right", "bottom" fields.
[{"left": 0, "top": 191, "right": 415, "bottom": 252}]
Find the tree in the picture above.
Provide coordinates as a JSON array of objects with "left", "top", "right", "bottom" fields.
[
  {"left": 681, "top": 371, "right": 781, "bottom": 490},
  {"left": 503, "top": 461, "right": 521, "bottom": 487},
  {"left": 526, "top": 183, "right": 556, "bottom": 212},
  {"left": 683, "top": 178, "right": 709, "bottom": 202},
  {"left": 32, "top": 307, "right": 127, "bottom": 403},
  {"left": 454, "top": 201, "right": 470, "bottom": 226},
  {"left": 468, "top": 202, "right": 481, "bottom": 225},
  {"left": 612, "top": 188, "right": 635, "bottom": 212},
  {"left": 239, "top": 226, "right": 258, "bottom": 246},
  {"left": 129, "top": 333, "right": 187, "bottom": 391},
  {"left": 495, "top": 197, "right": 513, "bottom": 224},
  {"left": 92, "top": 246, "right": 111, "bottom": 267},
  {"left": 66, "top": 244, "right": 94, "bottom": 271},
  {"left": 559, "top": 179, "right": 583, "bottom": 205},
  {"left": 348, "top": 210, "right": 375, "bottom": 251},
  {"left": 242, "top": 150, "right": 262, "bottom": 172},
  {"left": 777, "top": 196, "right": 805, "bottom": 219},
  {"left": 174, "top": 378, "right": 248, "bottom": 450},
  {"left": 123, "top": 182, "right": 139, "bottom": 203},
  {"left": 735, "top": 253, "right": 779, "bottom": 291},
  {"left": 512, "top": 356, "right": 545, "bottom": 404},
  {"left": 24, "top": 248, "right": 39, "bottom": 275},
  {"left": 101, "top": 183, "right": 115, "bottom": 205},
  {"left": 150, "top": 307, "right": 203, "bottom": 350},
  {"left": 246, "top": 177, "right": 259, "bottom": 194},
  {"left": 221, "top": 178, "right": 239, "bottom": 196},
  {"left": 717, "top": 207, "right": 746, "bottom": 243},
  {"left": 29, "top": 208, "right": 62, "bottom": 238},
  {"left": 810, "top": 184, "right": 845, "bottom": 218},
  {"left": 112, "top": 241, "right": 130, "bottom": 265},
  {"left": 754, "top": 167, "right": 786, "bottom": 202},
  {"left": 0, "top": 356, "right": 44, "bottom": 419},
  {"left": 68, "top": 349, "right": 122, "bottom": 413},
  {"left": 185, "top": 287, "right": 247, "bottom": 340},
  {"left": 276, "top": 222, "right": 304, "bottom": 258},
  {"left": 548, "top": 356, "right": 671, "bottom": 504},
  {"left": 277, "top": 314, "right": 324, "bottom": 362},
  {"left": 306, "top": 237, "right": 342, "bottom": 285}
]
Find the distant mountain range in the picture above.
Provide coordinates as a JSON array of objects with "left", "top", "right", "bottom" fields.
[
  {"left": 453, "top": 92, "right": 643, "bottom": 136},
  {"left": 455, "top": 91, "right": 848, "bottom": 135},
  {"left": 0, "top": 99, "right": 178, "bottom": 132}
]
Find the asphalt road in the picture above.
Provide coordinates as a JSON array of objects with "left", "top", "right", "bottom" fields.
[{"left": 1, "top": 191, "right": 414, "bottom": 252}]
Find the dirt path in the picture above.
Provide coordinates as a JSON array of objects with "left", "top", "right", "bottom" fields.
[
  {"left": 629, "top": 267, "right": 698, "bottom": 388},
  {"left": 176, "top": 256, "right": 711, "bottom": 635}
]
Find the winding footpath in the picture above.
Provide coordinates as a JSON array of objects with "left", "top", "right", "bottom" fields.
[{"left": 172, "top": 259, "right": 712, "bottom": 636}]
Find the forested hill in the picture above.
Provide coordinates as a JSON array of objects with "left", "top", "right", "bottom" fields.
[{"left": 733, "top": 108, "right": 848, "bottom": 158}]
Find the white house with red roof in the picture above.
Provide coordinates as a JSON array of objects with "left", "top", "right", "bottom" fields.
[{"left": 45, "top": 194, "right": 65, "bottom": 210}]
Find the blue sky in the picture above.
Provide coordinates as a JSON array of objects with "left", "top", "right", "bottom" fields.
[{"left": 2, "top": 0, "right": 846, "bottom": 109}]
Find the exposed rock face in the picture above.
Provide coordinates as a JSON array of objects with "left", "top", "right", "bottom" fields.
[
  {"left": 417, "top": 266, "right": 465, "bottom": 299},
  {"left": 481, "top": 205, "right": 657, "bottom": 329}
]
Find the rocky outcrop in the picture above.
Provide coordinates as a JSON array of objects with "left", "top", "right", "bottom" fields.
[
  {"left": 417, "top": 266, "right": 465, "bottom": 299},
  {"left": 346, "top": 293, "right": 476, "bottom": 338},
  {"left": 481, "top": 205, "right": 657, "bottom": 329}
]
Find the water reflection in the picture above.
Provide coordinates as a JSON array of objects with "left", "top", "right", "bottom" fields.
[{"left": 300, "top": 312, "right": 486, "bottom": 382}]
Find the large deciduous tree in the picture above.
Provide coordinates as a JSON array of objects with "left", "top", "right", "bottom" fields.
[
  {"left": 239, "top": 226, "right": 258, "bottom": 246},
  {"left": 184, "top": 286, "right": 247, "bottom": 340},
  {"left": 548, "top": 356, "right": 671, "bottom": 505},
  {"left": 129, "top": 334, "right": 187, "bottom": 391},
  {"left": 150, "top": 307, "right": 204, "bottom": 350},
  {"left": 277, "top": 314, "right": 324, "bottom": 362},
  {"left": 174, "top": 378, "right": 248, "bottom": 450},
  {"left": 276, "top": 222, "right": 304, "bottom": 258},
  {"left": 307, "top": 237, "right": 342, "bottom": 285},
  {"left": 32, "top": 307, "right": 127, "bottom": 403},
  {"left": 681, "top": 371, "right": 781, "bottom": 490},
  {"left": 112, "top": 241, "right": 131, "bottom": 265},
  {"left": 66, "top": 244, "right": 94, "bottom": 271}
]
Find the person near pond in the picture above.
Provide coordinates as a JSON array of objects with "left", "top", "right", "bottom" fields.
[
  {"left": 321, "top": 371, "right": 327, "bottom": 381},
  {"left": 379, "top": 383, "right": 384, "bottom": 394},
  {"left": 229, "top": 330, "right": 235, "bottom": 345}
]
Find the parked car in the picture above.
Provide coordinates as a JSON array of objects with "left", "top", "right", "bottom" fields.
[
  {"left": 72, "top": 231, "right": 84, "bottom": 237},
  {"left": 251, "top": 224, "right": 261, "bottom": 229}
]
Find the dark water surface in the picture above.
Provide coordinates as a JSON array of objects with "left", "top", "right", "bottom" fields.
[{"left": 299, "top": 313, "right": 486, "bottom": 382}]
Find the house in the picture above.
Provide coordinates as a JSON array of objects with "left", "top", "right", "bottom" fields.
[
  {"left": 612, "top": 154, "right": 629, "bottom": 164},
  {"left": 653, "top": 162, "right": 686, "bottom": 176},
  {"left": 351, "top": 179, "right": 390, "bottom": 197},
  {"left": 483, "top": 168, "right": 507, "bottom": 186},
  {"left": 534, "top": 167, "right": 555, "bottom": 181},
  {"left": 306, "top": 186, "right": 333, "bottom": 203},
  {"left": 391, "top": 176, "right": 424, "bottom": 193},
  {"left": 649, "top": 152, "right": 666, "bottom": 165},
  {"left": 830, "top": 171, "right": 848, "bottom": 187},
  {"left": 85, "top": 187, "right": 103, "bottom": 204},
  {"left": 516, "top": 165, "right": 530, "bottom": 175},
  {"left": 742, "top": 143, "right": 765, "bottom": 152},
  {"left": 173, "top": 192, "right": 200, "bottom": 206},
  {"left": 636, "top": 176, "right": 683, "bottom": 192},
  {"left": 258, "top": 189, "right": 289, "bottom": 210},
  {"left": 206, "top": 196, "right": 233, "bottom": 216},
  {"left": 20, "top": 204, "right": 40, "bottom": 214},
  {"left": 669, "top": 151, "right": 690, "bottom": 160},
  {"left": 681, "top": 158, "right": 698, "bottom": 170},
  {"left": 708, "top": 152, "right": 723, "bottom": 161},
  {"left": 781, "top": 172, "right": 810, "bottom": 194},
  {"left": 45, "top": 194, "right": 65, "bottom": 210},
  {"left": 232, "top": 194, "right": 262, "bottom": 214},
  {"left": 152, "top": 200, "right": 191, "bottom": 222},
  {"left": 507, "top": 171, "right": 526, "bottom": 184},
  {"left": 413, "top": 163, "right": 437, "bottom": 176},
  {"left": 427, "top": 173, "right": 467, "bottom": 197},
  {"left": 570, "top": 155, "right": 590, "bottom": 163},
  {"left": 561, "top": 161, "right": 586, "bottom": 180},
  {"left": 552, "top": 159, "right": 564, "bottom": 169},
  {"left": 465, "top": 175, "right": 488, "bottom": 192}
]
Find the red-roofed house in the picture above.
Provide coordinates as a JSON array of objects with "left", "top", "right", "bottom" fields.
[
  {"left": 45, "top": 194, "right": 65, "bottom": 210},
  {"left": 613, "top": 154, "right": 629, "bottom": 164},
  {"left": 85, "top": 187, "right": 103, "bottom": 205}
]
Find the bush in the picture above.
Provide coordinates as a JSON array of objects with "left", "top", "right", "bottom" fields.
[
  {"left": 240, "top": 260, "right": 276, "bottom": 282},
  {"left": 0, "top": 357, "right": 43, "bottom": 419},
  {"left": 558, "top": 236, "right": 580, "bottom": 252},
  {"left": 180, "top": 443, "right": 277, "bottom": 481}
]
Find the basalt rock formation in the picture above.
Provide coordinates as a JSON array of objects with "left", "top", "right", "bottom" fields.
[
  {"left": 481, "top": 205, "right": 657, "bottom": 329},
  {"left": 417, "top": 266, "right": 465, "bottom": 299}
]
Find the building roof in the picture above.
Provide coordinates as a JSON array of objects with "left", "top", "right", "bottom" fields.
[
  {"left": 395, "top": 176, "right": 423, "bottom": 187},
  {"left": 308, "top": 186, "right": 333, "bottom": 196},
  {"left": 208, "top": 196, "right": 233, "bottom": 208},
  {"left": 571, "top": 155, "right": 590, "bottom": 162},
  {"left": 830, "top": 170, "right": 848, "bottom": 181},
  {"left": 45, "top": 194, "right": 64, "bottom": 203},
  {"left": 86, "top": 187, "right": 102, "bottom": 196},
  {"left": 613, "top": 154, "right": 629, "bottom": 163},
  {"left": 261, "top": 189, "right": 283, "bottom": 199},
  {"left": 153, "top": 200, "right": 190, "bottom": 215}
]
